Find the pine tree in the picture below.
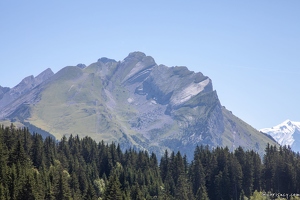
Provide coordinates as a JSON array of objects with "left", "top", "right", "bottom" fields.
[
  {"left": 0, "top": 131, "right": 8, "bottom": 188},
  {"left": 104, "top": 171, "right": 122, "bottom": 200},
  {"left": 190, "top": 157, "right": 206, "bottom": 196},
  {"left": 70, "top": 172, "right": 81, "bottom": 199},
  {"left": 160, "top": 150, "right": 169, "bottom": 182},
  {"left": 0, "top": 183, "right": 9, "bottom": 200},
  {"left": 214, "top": 171, "right": 224, "bottom": 200},
  {"left": 22, "top": 127, "right": 32, "bottom": 155},
  {"left": 164, "top": 172, "right": 176, "bottom": 197},
  {"left": 54, "top": 170, "right": 71, "bottom": 200},
  {"left": 8, "top": 164, "right": 19, "bottom": 199},
  {"left": 84, "top": 183, "right": 97, "bottom": 200},
  {"left": 243, "top": 153, "right": 254, "bottom": 197},
  {"left": 130, "top": 183, "right": 144, "bottom": 200},
  {"left": 175, "top": 174, "right": 189, "bottom": 200},
  {"left": 173, "top": 151, "right": 184, "bottom": 185},
  {"left": 31, "top": 133, "right": 45, "bottom": 169},
  {"left": 44, "top": 136, "right": 57, "bottom": 167},
  {"left": 195, "top": 185, "right": 209, "bottom": 200},
  {"left": 17, "top": 175, "right": 36, "bottom": 200},
  {"left": 77, "top": 165, "right": 89, "bottom": 196},
  {"left": 10, "top": 140, "right": 28, "bottom": 166},
  {"left": 263, "top": 144, "right": 276, "bottom": 192},
  {"left": 228, "top": 155, "right": 243, "bottom": 200},
  {"left": 251, "top": 151, "right": 262, "bottom": 191}
]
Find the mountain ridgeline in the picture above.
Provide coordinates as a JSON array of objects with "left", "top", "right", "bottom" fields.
[{"left": 0, "top": 52, "right": 277, "bottom": 159}]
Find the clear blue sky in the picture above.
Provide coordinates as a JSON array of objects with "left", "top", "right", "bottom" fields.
[{"left": 1, "top": 1, "right": 299, "bottom": 130}]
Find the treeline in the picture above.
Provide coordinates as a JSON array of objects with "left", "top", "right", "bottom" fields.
[{"left": 1, "top": 124, "right": 300, "bottom": 199}]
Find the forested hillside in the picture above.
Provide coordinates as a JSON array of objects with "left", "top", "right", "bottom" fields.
[{"left": 0, "top": 124, "right": 300, "bottom": 200}]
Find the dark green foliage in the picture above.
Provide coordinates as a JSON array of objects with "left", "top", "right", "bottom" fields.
[
  {"left": 31, "top": 133, "right": 45, "bottom": 169},
  {"left": 0, "top": 124, "right": 164, "bottom": 199},
  {"left": 1, "top": 124, "right": 300, "bottom": 199},
  {"left": 104, "top": 170, "right": 122, "bottom": 200}
]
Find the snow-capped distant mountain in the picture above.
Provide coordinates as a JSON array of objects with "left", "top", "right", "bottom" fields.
[{"left": 260, "top": 120, "right": 300, "bottom": 152}]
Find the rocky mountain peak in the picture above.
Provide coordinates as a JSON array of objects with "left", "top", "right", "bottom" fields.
[
  {"left": 260, "top": 120, "right": 300, "bottom": 152},
  {"left": 0, "top": 68, "right": 54, "bottom": 110},
  {"left": 76, "top": 64, "right": 86, "bottom": 69},
  {"left": 121, "top": 52, "right": 154, "bottom": 67},
  {"left": 0, "top": 52, "right": 278, "bottom": 159},
  {"left": 97, "top": 57, "right": 117, "bottom": 63},
  {"left": 127, "top": 51, "right": 146, "bottom": 60},
  {"left": 285, "top": 119, "right": 293, "bottom": 127},
  {"left": 34, "top": 68, "right": 54, "bottom": 84},
  {"left": 0, "top": 86, "right": 10, "bottom": 99}
]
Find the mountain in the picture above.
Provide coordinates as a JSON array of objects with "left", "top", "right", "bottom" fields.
[
  {"left": 0, "top": 52, "right": 277, "bottom": 159},
  {"left": 260, "top": 120, "right": 300, "bottom": 152},
  {"left": 0, "top": 68, "right": 54, "bottom": 110}
]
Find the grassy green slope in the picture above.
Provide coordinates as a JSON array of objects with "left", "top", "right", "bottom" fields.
[
  {"left": 28, "top": 66, "right": 115, "bottom": 141},
  {"left": 221, "top": 107, "right": 277, "bottom": 156},
  {"left": 27, "top": 64, "right": 142, "bottom": 149}
]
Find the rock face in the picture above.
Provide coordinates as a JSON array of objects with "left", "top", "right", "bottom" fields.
[
  {"left": 0, "top": 86, "right": 10, "bottom": 99},
  {"left": 0, "top": 68, "right": 54, "bottom": 110},
  {"left": 0, "top": 52, "right": 277, "bottom": 159}
]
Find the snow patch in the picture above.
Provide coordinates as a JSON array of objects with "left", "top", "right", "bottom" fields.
[
  {"left": 260, "top": 120, "right": 300, "bottom": 146},
  {"left": 150, "top": 99, "right": 157, "bottom": 105},
  {"left": 127, "top": 98, "right": 134, "bottom": 103}
]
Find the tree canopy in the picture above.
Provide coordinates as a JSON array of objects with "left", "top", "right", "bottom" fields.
[{"left": 0, "top": 124, "right": 300, "bottom": 199}]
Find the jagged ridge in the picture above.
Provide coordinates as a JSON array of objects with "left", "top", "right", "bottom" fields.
[{"left": 0, "top": 52, "right": 277, "bottom": 159}]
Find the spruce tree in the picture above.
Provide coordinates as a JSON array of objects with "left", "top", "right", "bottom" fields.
[
  {"left": 160, "top": 150, "right": 169, "bottom": 182},
  {"left": 243, "top": 153, "right": 254, "bottom": 197},
  {"left": 31, "top": 133, "right": 45, "bottom": 169},
  {"left": 54, "top": 170, "right": 71, "bottom": 200},
  {"left": 190, "top": 157, "right": 207, "bottom": 196},
  {"left": 104, "top": 171, "right": 122, "bottom": 200},
  {"left": 130, "top": 183, "right": 144, "bottom": 200},
  {"left": 228, "top": 155, "right": 243, "bottom": 200},
  {"left": 10, "top": 140, "right": 28, "bottom": 166},
  {"left": 195, "top": 185, "right": 209, "bottom": 200},
  {"left": 251, "top": 151, "right": 262, "bottom": 192},
  {"left": 17, "top": 175, "right": 36, "bottom": 200}
]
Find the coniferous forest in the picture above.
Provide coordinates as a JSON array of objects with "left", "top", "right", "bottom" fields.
[{"left": 1, "top": 124, "right": 300, "bottom": 200}]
